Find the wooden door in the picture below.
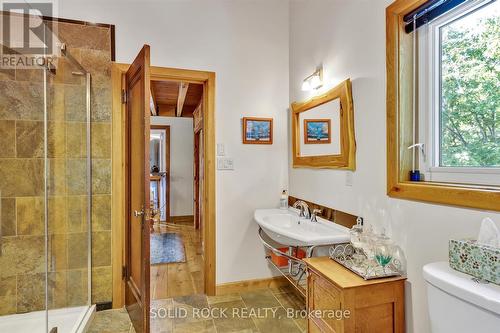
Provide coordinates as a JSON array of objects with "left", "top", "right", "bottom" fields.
[
  {"left": 164, "top": 127, "right": 170, "bottom": 223},
  {"left": 199, "top": 129, "right": 204, "bottom": 241},
  {"left": 124, "top": 45, "right": 151, "bottom": 333},
  {"left": 193, "top": 128, "right": 204, "bottom": 233},
  {"left": 193, "top": 131, "right": 200, "bottom": 229}
]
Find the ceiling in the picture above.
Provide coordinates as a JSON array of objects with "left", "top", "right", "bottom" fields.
[{"left": 151, "top": 80, "right": 203, "bottom": 118}]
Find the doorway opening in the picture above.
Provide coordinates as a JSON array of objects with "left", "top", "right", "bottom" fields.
[
  {"left": 149, "top": 79, "right": 205, "bottom": 300},
  {"left": 111, "top": 49, "right": 216, "bottom": 333}
]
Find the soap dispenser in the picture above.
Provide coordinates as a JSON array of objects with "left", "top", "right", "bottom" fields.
[{"left": 280, "top": 190, "right": 288, "bottom": 210}]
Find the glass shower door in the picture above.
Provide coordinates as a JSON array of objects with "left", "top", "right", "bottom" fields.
[
  {"left": 0, "top": 48, "right": 91, "bottom": 333},
  {"left": 0, "top": 12, "right": 92, "bottom": 333},
  {"left": 45, "top": 49, "right": 92, "bottom": 333}
]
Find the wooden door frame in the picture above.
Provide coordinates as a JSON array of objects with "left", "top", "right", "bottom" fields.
[
  {"left": 193, "top": 130, "right": 201, "bottom": 230},
  {"left": 112, "top": 63, "right": 216, "bottom": 308},
  {"left": 150, "top": 125, "right": 171, "bottom": 222}
]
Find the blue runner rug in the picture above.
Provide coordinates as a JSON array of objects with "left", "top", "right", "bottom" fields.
[{"left": 150, "top": 233, "right": 186, "bottom": 265}]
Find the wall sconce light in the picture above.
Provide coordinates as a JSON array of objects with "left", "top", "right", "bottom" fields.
[{"left": 301, "top": 67, "right": 323, "bottom": 91}]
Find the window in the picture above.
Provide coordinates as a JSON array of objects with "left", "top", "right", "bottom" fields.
[
  {"left": 387, "top": 0, "right": 500, "bottom": 211},
  {"left": 418, "top": 0, "right": 500, "bottom": 186}
]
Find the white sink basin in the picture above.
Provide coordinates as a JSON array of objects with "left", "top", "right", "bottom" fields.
[{"left": 254, "top": 208, "right": 350, "bottom": 247}]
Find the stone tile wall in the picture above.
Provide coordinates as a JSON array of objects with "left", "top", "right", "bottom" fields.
[{"left": 0, "top": 19, "right": 113, "bottom": 315}]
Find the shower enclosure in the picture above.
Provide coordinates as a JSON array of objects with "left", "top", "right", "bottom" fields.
[{"left": 0, "top": 42, "right": 94, "bottom": 332}]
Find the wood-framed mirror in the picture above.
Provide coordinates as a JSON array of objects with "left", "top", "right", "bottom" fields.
[{"left": 291, "top": 78, "right": 356, "bottom": 169}]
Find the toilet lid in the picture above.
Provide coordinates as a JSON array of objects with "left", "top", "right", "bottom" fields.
[{"left": 423, "top": 262, "right": 500, "bottom": 315}]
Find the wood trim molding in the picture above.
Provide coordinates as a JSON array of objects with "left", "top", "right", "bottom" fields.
[
  {"left": 216, "top": 276, "right": 290, "bottom": 296},
  {"left": 170, "top": 215, "right": 195, "bottom": 224},
  {"left": 386, "top": 0, "right": 500, "bottom": 212},
  {"left": 111, "top": 64, "right": 126, "bottom": 308},
  {"left": 112, "top": 63, "right": 217, "bottom": 308},
  {"left": 193, "top": 101, "right": 203, "bottom": 133},
  {"left": 291, "top": 79, "right": 356, "bottom": 170}
]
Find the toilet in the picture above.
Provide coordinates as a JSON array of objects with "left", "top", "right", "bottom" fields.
[{"left": 423, "top": 262, "right": 500, "bottom": 333}]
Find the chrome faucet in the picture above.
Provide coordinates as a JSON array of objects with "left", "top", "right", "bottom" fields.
[
  {"left": 311, "top": 208, "right": 322, "bottom": 222},
  {"left": 292, "top": 200, "right": 310, "bottom": 219}
]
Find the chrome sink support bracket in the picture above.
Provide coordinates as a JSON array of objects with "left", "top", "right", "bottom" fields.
[
  {"left": 306, "top": 245, "right": 317, "bottom": 258},
  {"left": 258, "top": 227, "right": 349, "bottom": 296},
  {"left": 288, "top": 246, "right": 294, "bottom": 275}
]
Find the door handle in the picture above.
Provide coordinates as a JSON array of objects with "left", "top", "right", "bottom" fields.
[{"left": 134, "top": 209, "right": 145, "bottom": 217}]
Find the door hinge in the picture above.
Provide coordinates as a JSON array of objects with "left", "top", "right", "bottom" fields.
[
  {"left": 121, "top": 89, "right": 127, "bottom": 104},
  {"left": 122, "top": 266, "right": 127, "bottom": 279}
]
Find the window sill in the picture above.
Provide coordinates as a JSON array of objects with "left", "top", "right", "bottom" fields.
[{"left": 388, "top": 180, "right": 500, "bottom": 212}]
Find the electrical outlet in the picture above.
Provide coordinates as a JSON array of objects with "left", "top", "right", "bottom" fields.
[
  {"left": 217, "top": 143, "right": 225, "bottom": 156},
  {"left": 217, "top": 157, "right": 234, "bottom": 170},
  {"left": 345, "top": 171, "right": 353, "bottom": 186}
]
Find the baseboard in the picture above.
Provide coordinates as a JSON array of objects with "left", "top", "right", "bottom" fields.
[
  {"left": 215, "top": 276, "right": 289, "bottom": 295},
  {"left": 95, "top": 301, "right": 113, "bottom": 311},
  {"left": 170, "top": 215, "right": 194, "bottom": 224}
]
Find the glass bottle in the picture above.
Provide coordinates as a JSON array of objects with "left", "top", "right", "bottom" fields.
[{"left": 374, "top": 229, "right": 395, "bottom": 273}]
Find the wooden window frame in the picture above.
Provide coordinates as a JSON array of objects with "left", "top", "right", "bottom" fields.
[{"left": 386, "top": 0, "right": 500, "bottom": 211}]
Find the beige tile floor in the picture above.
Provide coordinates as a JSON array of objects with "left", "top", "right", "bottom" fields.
[
  {"left": 87, "top": 307, "right": 136, "bottom": 333},
  {"left": 87, "top": 287, "right": 306, "bottom": 333}
]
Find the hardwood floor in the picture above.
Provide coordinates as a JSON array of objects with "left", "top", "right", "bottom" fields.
[{"left": 150, "top": 219, "right": 204, "bottom": 299}]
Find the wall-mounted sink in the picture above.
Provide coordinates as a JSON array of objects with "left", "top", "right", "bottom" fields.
[{"left": 254, "top": 208, "right": 349, "bottom": 247}]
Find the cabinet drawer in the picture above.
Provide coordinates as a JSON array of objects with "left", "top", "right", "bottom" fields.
[{"left": 308, "top": 270, "right": 342, "bottom": 332}]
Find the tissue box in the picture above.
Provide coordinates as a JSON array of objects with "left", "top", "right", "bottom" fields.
[{"left": 449, "top": 239, "right": 499, "bottom": 285}]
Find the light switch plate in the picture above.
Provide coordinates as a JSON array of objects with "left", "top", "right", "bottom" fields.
[
  {"left": 345, "top": 171, "right": 353, "bottom": 186},
  {"left": 224, "top": 158, "right": 233, "bottom": 170},
  {"left": 217, "top": 143, "right": 225, "bottom": 156},
  {"left": 217, "top": 157, "right": 234, "bottom": 170}
]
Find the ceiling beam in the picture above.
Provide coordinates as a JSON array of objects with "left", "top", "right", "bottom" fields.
[{"left": 176, "top": 82, "right": 189, "bottom": 117}]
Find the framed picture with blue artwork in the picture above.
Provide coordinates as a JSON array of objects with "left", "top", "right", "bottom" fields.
[
  {"left": 304, "top": 119, "right": 331, "bottom": 144},
  {"left": 242, "top": 117, "right": 273, "bottom": 144}
]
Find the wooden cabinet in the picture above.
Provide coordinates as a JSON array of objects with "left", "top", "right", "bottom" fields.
[{"left": 304, "top": 257, "right": 406, "bottom": 333}]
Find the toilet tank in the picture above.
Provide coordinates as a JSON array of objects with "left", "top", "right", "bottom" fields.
[{"left": 423, "top": 262, "right": 500, "bottom": 333}]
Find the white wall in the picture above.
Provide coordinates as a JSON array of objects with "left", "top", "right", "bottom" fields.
[
  {"left": 151, "top": 117, "right": 194, "bottom": 216},
  {"left": 289, "top": 1, "right": 500, "bottom": 332},
  {"left": 59, "top": 0, "right": 289, "bottom": 284}
]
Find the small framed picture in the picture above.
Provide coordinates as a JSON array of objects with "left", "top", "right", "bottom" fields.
[
  {"left": 242, "top": 117, "right": 273, "bottom": 144},
  {"left": 304, "top": 119, "right": 331, "bottom": 144}
]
